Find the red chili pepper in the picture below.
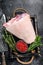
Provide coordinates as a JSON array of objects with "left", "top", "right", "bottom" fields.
[{"left": 16, "top": 40, "right": 28, "bottom": 53}]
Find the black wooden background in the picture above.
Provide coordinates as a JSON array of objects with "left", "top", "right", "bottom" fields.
[{"left": 0, "top": 0, "right": 43, "bottom": 65}]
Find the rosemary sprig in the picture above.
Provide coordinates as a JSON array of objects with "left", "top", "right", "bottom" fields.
[
  {"left": 3, "top": 29, "right": 16, "bottom": 51},
  {"left": 28, "top": 35, "right": 43, "bottom": 52}
]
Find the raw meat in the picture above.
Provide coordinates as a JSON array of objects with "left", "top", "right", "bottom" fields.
[{"left": 3, "top": 13, "right": 36, "bottom": 44}]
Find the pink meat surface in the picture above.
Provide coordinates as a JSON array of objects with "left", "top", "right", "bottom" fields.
[{"left": 3, "top": 13, "right": 36, "bottom": 44}]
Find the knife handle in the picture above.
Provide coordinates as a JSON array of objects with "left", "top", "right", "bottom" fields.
[{"left": 2, "top": 52, "right": 6, "bottom": 65}]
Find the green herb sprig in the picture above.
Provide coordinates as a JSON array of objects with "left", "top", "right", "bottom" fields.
[
  {"left": 28, "top": 35, "right": 43, "bottom": 52},
  {"left": 3, "top": 29, "right": 16, "bottom": 51}
]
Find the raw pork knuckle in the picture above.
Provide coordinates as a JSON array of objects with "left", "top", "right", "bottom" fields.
[{"left": 3, "top": 13, "right": 36, "bottom": 44}]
